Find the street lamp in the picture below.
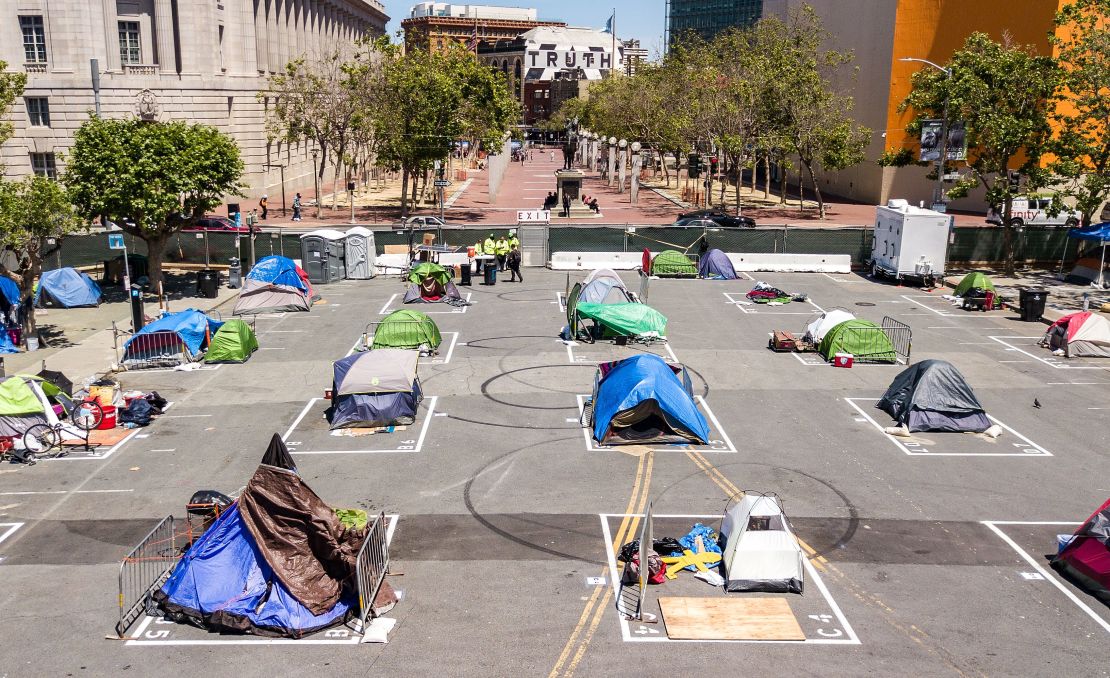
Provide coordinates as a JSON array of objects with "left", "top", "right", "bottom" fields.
[
  {"left": 618, "top": 139, "right": 628, "bottom": 194},
  {"left": 900, "top": 57, "right": 952, "bottom": 211},
  {"left": 310, "top": 148, "right": 321, "bottom": 219},
  {"left": 607, "top": 137, "right": 617, "bottom": 188},
  {"left": 630, "top": 141, "right": 642, "bottom": 204}
]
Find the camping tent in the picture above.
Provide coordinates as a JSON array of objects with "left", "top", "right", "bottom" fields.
[
  {"left": 576, "top": 269, "right": 634, "bottom": 305},
  {"left": 954, "top": 272, "right": 995, "bottom": 297},
  {"left": 371, "top": 309, "right": 441, "bottom": 352},
  {"left": 1043, "top": 312, "right": 1110, "bottom": 358},
  {"left": 0, "top": 329, "right": 18, "bottom": 354},
  {"left": 403, "top": 262, "right": 463, "bottom": 304},
  {"left": 575, "top": 302, "right": 667, "bottom": 341},
  {"left": 1066, "top": 256, "right": 1110, "bottom": 286},
  {"left": 720, "top": 494, "right": 804, "bottom": 593},
  {"left": 123, "top": 309, "right": 223, "bottom": 367},
  {"left": 651, "top": 250, "right": 698, "bottom": 278},
  {"left": 234, "top": 256, "right": 314, "bottom": 315},
  {"left": 698, "top": 249, "right": 738, "bottom": 280},
  {"left": 328, "top": 349, "right": 422, "bottom": 429},
  {"left": 0, "top": 375, "right": 77, "bottom": 442},
  {"left": 0, "top": 276, "right": 20, "bottom": 307},
  {"left": 204, "top": 319, "right": 259, "bottom": 364},
  {"left": 590, "top": 354, "right": 709, "bottom": 446},
  {"left": 156, "top": 434, "right": 396, "bottom": 638},
  {"left": 876, "top": 360, "right": 993, "bottom": 433},
  {"left": 818, "top": 318, "right": 897, "bottom": 363},
  {"left": 1068, "top": 222, "right": 1110, "bottom": 287},
  {"left": 34, "top": 268, "right": 101, "bottom": 308},
  {"left": 1050, "top": 497, "right": 1110, "bottom": 605},
  {"left": 804, "top": 309, "right": 856, "bottom": 344}
]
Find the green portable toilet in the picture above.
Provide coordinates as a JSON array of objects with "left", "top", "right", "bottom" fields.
[
  {"left": 818, "top": 319, "right": 897, "bottom": 363},
  {"left": 372, "top": 309, "right": 442, "bottom": 351},
  {"left": 204, "top": 319, "right": 259, "bottom": 364}
]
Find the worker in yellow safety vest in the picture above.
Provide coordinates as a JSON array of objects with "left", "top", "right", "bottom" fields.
[
  {"left": 508, "top": 233, "right": 520, "bottom": 252},
  {"left": 495, "top": 235, "right": 509, "bottom": 271},
  {"left": 483, "top": 234, "right": 496, "bottom": 256}
]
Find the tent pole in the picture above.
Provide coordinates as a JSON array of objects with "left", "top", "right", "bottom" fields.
[{"left": 1099, "top": 241, "right": 1106, "bottom": 289}]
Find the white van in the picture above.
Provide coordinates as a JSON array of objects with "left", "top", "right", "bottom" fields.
[{"left": 987, "top": 197, "right": 1081, "bottom": 227}]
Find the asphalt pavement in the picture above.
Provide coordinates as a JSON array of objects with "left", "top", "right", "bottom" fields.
[{"left": 0, "top": 267, "right": 1107, "bottom": 676}]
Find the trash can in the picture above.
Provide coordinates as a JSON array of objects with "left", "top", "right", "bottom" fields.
[
  {"left": 1019, "top": 287, "right": 1049, "bottom": 322},
  {"left": 196, "top": 269, "right": 219, "bottom": 299},
  {"left": 459, "top": 260, "right": 472, "bottom": 286},
  {"left": 483, "top": 262, "right": 497, "bottom": 286},
  {"left": 228, "top": 258, "right": 242, "bottom": 289}
]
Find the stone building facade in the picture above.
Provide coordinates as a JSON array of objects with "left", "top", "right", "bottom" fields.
[
  {"left": 0, "top": 0, "right": 388, "bottom": 206},
  {"left": 402, "top": 3, "right": 564, "bottom": 56}
]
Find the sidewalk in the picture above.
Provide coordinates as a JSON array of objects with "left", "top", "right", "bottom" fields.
[{"left": 941, "top": 268, "right": 1110, "bottom": 323}]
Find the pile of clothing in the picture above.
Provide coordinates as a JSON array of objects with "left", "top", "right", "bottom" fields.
[
  {"left": 118, "top": 390, "right": 168, "bottom": 427},
  {"left": 617, "top": 524, "right": 726, "bottom": 587},
  {"left": 746, "top": 282, "right": 807, "bottom": 304}
]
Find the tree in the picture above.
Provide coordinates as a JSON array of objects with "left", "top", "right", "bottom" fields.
[
  {"left": 0, "top": 61, "right": 27, "bottom": 157},
  {"left": 65, "top": 118, "right": 244, "bottom": 287},
  {"left": 895, "top": 33, "right": 1058, "bottom": 274},
  {"left": 0, "top": 176, "right": 82, "bottom": 332},
  {"left": 1049, "top": 0, "right": 1110, "bottom": 226}
]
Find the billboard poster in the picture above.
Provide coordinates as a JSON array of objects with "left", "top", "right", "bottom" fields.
[{"left": 920, "top": 119, "right": 968, "bottom": 162}]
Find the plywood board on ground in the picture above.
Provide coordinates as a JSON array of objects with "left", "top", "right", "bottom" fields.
[
  {"left": 61, "top": 427, "right": 132, "bottom": 447},
  {"left": 658, "top": 596, "right": 805, "bottom": 641}
]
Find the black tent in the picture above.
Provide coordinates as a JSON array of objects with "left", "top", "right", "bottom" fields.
[
  {"left": 36, "top": 365, "right": 73, "bottom": 396},
  {"left": 261, "top": 433, "right": 297, "bottom": 471},
  {"left": 876, "top": 359, "right": 992, "bottom": 433}
]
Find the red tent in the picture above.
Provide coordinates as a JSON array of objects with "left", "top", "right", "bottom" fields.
[{"left": 1051, "top": 497, "right": 1110, "bottom": 604}]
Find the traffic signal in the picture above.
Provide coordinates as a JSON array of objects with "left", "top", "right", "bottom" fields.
[
  {"left": 1008, "top": 170, "right": 1021, "bottom": 190},
  {"left": 688, "top": 153, "right": 701, "bottom": 179},
  {"left": 709, "top": 156, "right": 719, "bottom": 175}
]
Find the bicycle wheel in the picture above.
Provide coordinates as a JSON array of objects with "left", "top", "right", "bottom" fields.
[
  {"left": 72, "top": 401, "right": 103, "bottom": 431},
  {"left": 23, "top": 424, "right": 59, "bottom": 454}
]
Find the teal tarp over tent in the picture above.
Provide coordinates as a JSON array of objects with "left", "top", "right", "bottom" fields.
[{"left": 35, "top": 268, "right": 101, "bottom": 308}]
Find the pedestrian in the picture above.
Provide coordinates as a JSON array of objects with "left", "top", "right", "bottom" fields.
[
  {"left": 508, "top": 231, "right": 520, "bottom": 254},
  {"left": 507, "top": 244, "right": 523, "bottom": 282},
  {"left": 550, "top": 150, "right": 554, "bottom": 162},
  {"left": 483, "top": 233, "right": 497, "bottom": 259},
  {"left": 589, "top": 197, "right": 600, "bottom": 213},
  {"left": 259, "top": 194, "right": 269, "bottom": 220},
  {"left": 495, "top": 234, "right": 509, "bottom": 271},
  {"left": 562, "top": 192, "right": 571, "bottom": 218},
  {"left": 292, "top": 193, "right": 302, "bottom": 221}
]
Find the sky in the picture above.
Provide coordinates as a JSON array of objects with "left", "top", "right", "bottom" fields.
[{"left": 380, "top": 0, "right": 668, "bottom": 57}]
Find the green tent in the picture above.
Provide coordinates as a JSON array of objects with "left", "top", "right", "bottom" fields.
[
  {"left": 372, "top": 309, "right": 442, "bottom": 351},
  {"left": 204, "top": 319, "right": 259, "bottom": 364},
  {"left": 408, "top": 262, "right": 451, "bottom": 286},
  {"left": 954, "top": 271, "right": 995, "bottom": 297},
  {"left": 818, "top": 319, "right": 897, "bottom": 363},
  {"left": 576, "top": 302, "right": 667, "bottom": 338},
  {"left": 652, "top": 250, "right": 698, "bottom": 277},
  {"left": 0, "top": 375, "right": 58, "bottom": 416}
]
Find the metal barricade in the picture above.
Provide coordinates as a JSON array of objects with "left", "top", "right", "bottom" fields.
[
  {"left": 120, "top": 330, "right": 191, "bottom": 370},
  {"left": 355, "top": 512, "right": 390, "bottom": 630},
  {"left": 116, "top": 515, "right": 179, "bottom": 637},
  {"left": 881, "top": 316, "right": 913, "bottom": 364}
]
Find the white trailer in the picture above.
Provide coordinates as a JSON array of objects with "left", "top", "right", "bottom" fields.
[{"left": 869, "top": 199, "right": 951, "bottom": 286}]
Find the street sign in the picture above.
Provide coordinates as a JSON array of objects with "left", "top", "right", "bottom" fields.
[
  {"left": 108, "top": 233, "right": 125, "bottom": 250},
  {"left": 433, "top": 179, "right": 451, "bottom": 188},
  {"left": 517, "top": 210, "right": 550, "bottom": 224}
]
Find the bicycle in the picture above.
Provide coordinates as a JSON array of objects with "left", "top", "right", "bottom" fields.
[{"left": 20, "top": 394, "right": 104, "bottom": 464}]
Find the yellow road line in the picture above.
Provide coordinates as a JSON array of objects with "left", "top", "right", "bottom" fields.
[{"left": 548, "top": 452, "right": 652, "bottom": 678}]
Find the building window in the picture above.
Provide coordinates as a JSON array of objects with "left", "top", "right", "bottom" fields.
[
  {"left": 26, "top": 97, "right": 49, "bottom": 127},
  {"left": 30, "top": 152, "right": 57, "bottom": 179},
  {"left": 20, "top": 16, "right": 47, "bottom": 63},
  {"left": 119, "top": 21, "right": 141, "bottom": 65},
  {"left": 533, "top": 90, "right": 543, "bottom": 99}
]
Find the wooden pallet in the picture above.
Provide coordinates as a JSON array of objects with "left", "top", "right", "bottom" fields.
[
  {"left": 61, "top": 427, "right": 133, "bottom": 447},
  {"left": 658, "top": 596, "right": 805, "bottom": 641}
]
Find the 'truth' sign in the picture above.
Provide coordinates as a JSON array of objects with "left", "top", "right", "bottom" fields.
[{"left": 526, "top": 49, "right": 615, "bottom": 70}]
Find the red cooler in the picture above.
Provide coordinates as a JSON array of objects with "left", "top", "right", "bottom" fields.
[{"left": 833, "top": 353, "right": 854, "bottom": 368}]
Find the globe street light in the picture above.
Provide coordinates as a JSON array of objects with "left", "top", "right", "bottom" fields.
[
  {"left": 900, "top": 57, "right": 953, "bottom": 211},
  {"left": 618, "top": 139, "right": 628, "bottom": 194},
  {"left": 310, "top": 148, "right": 321, "bottom": 219},
  {"left": 630, "top": 142, "right": 642, "bottom": 204}
]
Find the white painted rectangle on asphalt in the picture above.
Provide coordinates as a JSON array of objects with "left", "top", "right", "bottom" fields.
[
  {"left": 282, "top": 397, "right": 438, "bottom": 454},
  {"left": 566, "top": 340, "right": 678, "bottom": 365},
  {"left": 0, "top": 522, "right": 24, "bottom": 546},
  {"left": 723, "top": 292, "right": 824, "bottom": 315},
  {"left": 982, "top": 521, "right": 1110, "bottom": 635},
  {"left": 844, "top": 398, "right": 1052, "bottom": 457},
  {"left": 380, "top": 292, "right": 472, "bottom": 315},
  {"left": 600, "top": 514, "right": 859, "bottom": 644},
  {"left": 45, "top": 402, "right": 176, "bottom": 461},
  {"left": 989, "top": 336, "right": 1107, "bottom": 371},
  {"left": 576, "top": 395, "right": 736, "bottom": 454}
]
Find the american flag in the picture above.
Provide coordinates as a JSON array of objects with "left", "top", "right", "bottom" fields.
[{"left": 466, "top": 22, "right": 479, "bottom": 53}]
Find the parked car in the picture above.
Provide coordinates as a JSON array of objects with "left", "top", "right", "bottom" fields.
[
  {"left": 676, "top": 209, "right": 756, "bottom": 228},
  {"left": 396, "top": 216, "right": 450, "bottom": 229},
  {"left": 986, "top": 197, "right": 1080, "bottom": 227},
  {"left": 674, "top": 217, "right": 726, "bottom": 229},
  {"left": 182, "top": 216, "right": 250, "bottom": 233}
]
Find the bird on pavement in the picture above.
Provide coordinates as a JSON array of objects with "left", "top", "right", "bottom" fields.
[{"left": 1033, "top": 397, "right": 1042, "bottom": 409}]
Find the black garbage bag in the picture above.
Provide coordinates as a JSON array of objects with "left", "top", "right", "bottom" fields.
[
  {"left": 617, "top": 537, "right": 684, "bottom": 563},
  {"left": 144, "top": 391, "right": 168, "bottom": 414},
  {"left": 119, "top": 398, "right": 154, "bottom": 427}
]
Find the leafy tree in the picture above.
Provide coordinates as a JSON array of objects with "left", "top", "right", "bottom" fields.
[
  {"left": 1049, "top": 0, "right": 1110, "bottom": 226},
  {"left": 895, "top": 33, "right": 1058, "bottom": 274},
  {"left": 64, "top": 118, "right": 244, "bottom": 287},
  {"left": 0, "top": 176, "right": 81, "bottom": 332},
  {"left": 0, "top": 61, "right": 26, "bottom": 158}
]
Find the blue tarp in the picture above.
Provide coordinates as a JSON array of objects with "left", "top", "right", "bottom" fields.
[
  {"left": 0, "top": 277, "right": 20, "bottom": 306},
  {"left": 592, "top": 354, "right": 710, "bottom": 444},
  {"left": 158, "top": 502, "right": 352, "bottom": 636},
  {"left": 1068, "top": 223, "right": 1110, "bottom": 241},
  {"left": 34, "top": 268, "right": 101, "bottom": 307},
  {"left": 699, "top": 249, "right": 738, "bottom": 279},
  {"left": 248, "top": 256, "right": 309, "bottom": 294},
  {"left": 124, "top": 309, "right": 223, "bottom": 354},
  {"left": 0, "top": 330, "right": 18, "bottom": 354}
]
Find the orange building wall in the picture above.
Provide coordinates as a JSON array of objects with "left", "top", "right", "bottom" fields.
[{"left": 885, "top": 0, "right": 1069, "bottom": 154}]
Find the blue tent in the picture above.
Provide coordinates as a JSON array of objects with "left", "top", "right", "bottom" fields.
[
  {"left": 34, "top": 268, "right": 101, "bottom": 308},
  {"left": 698, "top": 249, "right": 738, "bottom": 280},
  {"left": 248, "top": 256, "right": 310, "bottom": 294},
  {"left": 0, "top": 330, "right": 19, "bottom": 354},
  {"left": 156, "top": 438, "right": 366, "bottom": 638},
  {"left": 1069, "top": 223, "right": 1110, "bottom": 287},
  {"left": 328, "top": 350, "right": 422, "bottom": 429},
  {"left": 0, "top": 277, "right": 20, "bottom": 307},
  {"left": 123, "top": 309, "right": 222, "bottom": 365},
  {"left": 591, "top": 354, "right": 710, "bottom": 446}
]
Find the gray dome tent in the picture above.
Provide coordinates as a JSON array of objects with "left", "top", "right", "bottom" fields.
[{"left": 876, "top": 360, "right": 992, "bottom": 433}]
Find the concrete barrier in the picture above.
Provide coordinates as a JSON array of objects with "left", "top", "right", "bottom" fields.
[{"left": 550, "top": 251, "right": 851, "bottom": 273}]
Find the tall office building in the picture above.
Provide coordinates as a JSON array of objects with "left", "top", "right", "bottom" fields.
[
  {"left": 402, "top": 3, "right": 565, "bottom": 54},
  {"left": 1, "top": 0, "right": 388, "bottom": 198},
  {"left": 666, "top": 0, "right": 763, "bottom": 45},
  {"left": 622, "top": 39, "right": 648, "bottom": 76}
]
